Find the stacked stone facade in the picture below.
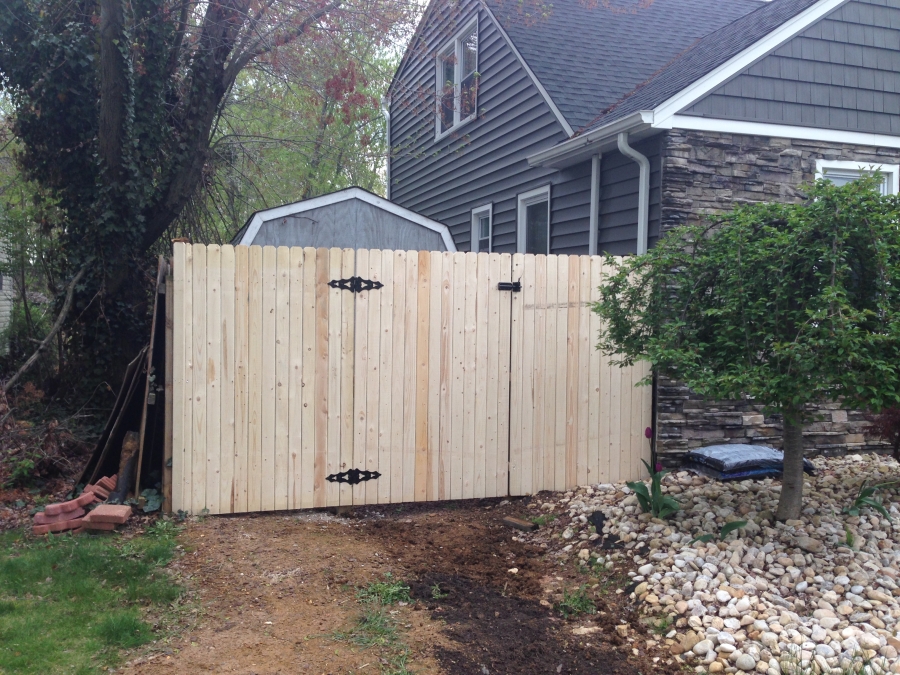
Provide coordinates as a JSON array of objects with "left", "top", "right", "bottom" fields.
[{"left": 654, "top": 128, "right": 896, "bottom": 462}]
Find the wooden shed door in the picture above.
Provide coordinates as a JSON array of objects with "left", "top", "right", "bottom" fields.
[{"left": 169, "top": 244, "right": 650, "bottom": 515}]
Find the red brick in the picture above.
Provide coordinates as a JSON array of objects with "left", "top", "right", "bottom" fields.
[
  {"left": 82, "top": 520, "right": 116, "bottom": 531},
  {"left": 33, "top": 518, "right": 84, "bottom": 535},
  {"left": 84, "top": 484, "right": 110, "bottom": 500},
  {"left": 75, "top": 491, "right": 99, "bottom": 508},
  {"left": 34, "top": 507, "right": 86, "bottom": 525},
  {"left": 98, "top": 476, "right": 117, "bottom": 491},
  {"left": 85, "top": 504, "right": 132, "bottom": 524}
]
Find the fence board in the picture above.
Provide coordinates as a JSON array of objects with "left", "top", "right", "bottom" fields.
[
  {"left": 234, "top": 246, "right": 249, "bottom": 512},
  {"left": 340, "top": 248, "right": 356, "bottom": 506},
  {"left": 191, "top": 245, "right": 207, "bottom": 514},
  {"left": 288, "top": 247, "right": 304, "bottom": 508},
  {"left": 390, "top": 250, "right": 407, "bottom": 504},
  {"left": 402, "top": 253, "right": 419, "bottom": 503},
  {"left": 353, "top": 249, "right": 370, "bottom": 506},
  {"left": 275, "top": 247, "right": 291, "bottom": 510},
  {"left": 172, "top": 246, "right": 652, "bottom": 514},
  {"left": 300, "top": 248, "right": 317, "bottom": 508},
  {"left": 364, "top": 250, "right": 382, "bottom": 505}
]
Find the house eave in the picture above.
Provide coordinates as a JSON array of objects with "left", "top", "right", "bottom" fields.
[{"left": 526, "top": 111, "right": 655, "bottom": 168}]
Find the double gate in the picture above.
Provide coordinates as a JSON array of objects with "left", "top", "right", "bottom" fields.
[{"left": 168, "top": 243, "right": 651, "bottom": 514}]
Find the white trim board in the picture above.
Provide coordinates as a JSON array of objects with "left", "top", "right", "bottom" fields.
[
  {"left": 237, "top": 187, "right": 458, "bottom": 252},
  {"left": 480, "top": 0, "right": 575, "bottom": 137},
  {"left": 652, "top": 0, "right": 850, "bottom": 126},
  {"left": 660, "top": 115, "right": 900, "bottom": 150}
]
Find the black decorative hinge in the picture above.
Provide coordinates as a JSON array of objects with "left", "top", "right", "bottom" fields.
[
  {"left": 328, "top": 276, "right": 383, "bottom": 293},
  {"left": 326, "top": 468, "right": 382, "bottom": 485},
  {"left": 498, "top": 281, "right": 522, "bottom": 292}
]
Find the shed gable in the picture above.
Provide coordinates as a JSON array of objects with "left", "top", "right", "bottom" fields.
[{"left": 681, "top": 0, "right": 900, "bottom": 135}]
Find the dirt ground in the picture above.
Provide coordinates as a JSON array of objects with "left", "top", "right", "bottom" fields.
[{"left": 124, "top": 498, "right": 679, "bottom": 675}]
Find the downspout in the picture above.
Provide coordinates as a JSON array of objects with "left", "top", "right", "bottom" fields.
[
  {"left": 616, "top": 132, "right": 649, "bottom": 255},
  {"left": 588, "top": 154, "right": 601, "bottom": 256},
  {"left": 381, "top": 96, "right": 391, "bottom": 200}
]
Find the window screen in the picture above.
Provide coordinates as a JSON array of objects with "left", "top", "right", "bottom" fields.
[{"left": 525, "top": 200, "right": 549, "bottom": 255}]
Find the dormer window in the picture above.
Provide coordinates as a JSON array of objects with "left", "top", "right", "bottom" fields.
[{"left": 436, "top": 21, "right": 478, "bottom": 138}]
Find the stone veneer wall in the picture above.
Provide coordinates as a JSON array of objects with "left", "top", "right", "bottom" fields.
[{"left": 655, "top": 128, "right": 895, "bottom": 462}]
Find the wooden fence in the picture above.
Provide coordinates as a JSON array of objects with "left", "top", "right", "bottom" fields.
[{"left": 169, "top": 243, "right": 651, "bottom": 514}]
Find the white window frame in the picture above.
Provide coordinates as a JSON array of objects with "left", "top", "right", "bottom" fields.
[
  {"left": 471, "top": 203, "right": 493, "bottom": 252},
  {"left": 815, "top": 159, "right": 900, "bottom": 195},
  {"left": 435, "top": 19, "right": 479, "bottom": 141},
  {"left": 517, "top": 185, "right": 551, "bottom": 255}
]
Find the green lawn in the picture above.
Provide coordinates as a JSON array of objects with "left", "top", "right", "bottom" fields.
[{"left": 0, "top": 520, "right": 182, "bottom": 674}]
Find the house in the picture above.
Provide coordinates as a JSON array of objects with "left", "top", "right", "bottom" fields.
[
  {"left": 231, "top": 187, "right": 456, "bottom": 251},
  {"left": 387, "top": 0, "right": 900, "bottom": 459}
]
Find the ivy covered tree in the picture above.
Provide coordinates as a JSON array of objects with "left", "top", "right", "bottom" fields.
[
  {"left": 0, "top": 0, "right": 413, "bottom": 383},
  {"left": 594, "top": 176, "right": 900, "bottom": 521}
]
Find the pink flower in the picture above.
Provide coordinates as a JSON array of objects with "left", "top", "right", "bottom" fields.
[{"left": 645, "top": 427, "right": 653, "bottom": 439}]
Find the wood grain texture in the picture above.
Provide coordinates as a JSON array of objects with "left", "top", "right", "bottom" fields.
[
  {"left": 205, "top": 245, "right": 222, "bottom": 515},
  {"left": 274, "top": 246, "right": 291, "bottom": 510},
  {"left": 377, "top": 252, "right": 394, "bottom": 504},
  {"left": 543, "top": 255, "right": 559, "bottom": 493},
  {"left": 340, "top": 248, "right": 356, "bottom": 506},
  {"left": 220, "top": 246, "right": 236, "bottom": 513},
  {"left": 414, "top": 251, "right": 431, "bottom": 502},
  {"left": 402, "top": 252, "right": 419, "bottom": 503},
  {"left": 364, "top": 250, "right": 382, "bottom": 505},
  {"left": 191, "top": 244, "right": 207, "bottom": 514},
  {"left": 288, "top": 247, "right": 304, "bottom": 508},
  {"left": 247, "top": 246, "right": 263, "bottom": 512},
  {"left": 325, "top": 248, "right": 342, "bottom": 507},
  {"left": 461, "top": 252, "right": 477, "bottom": 499},
  {"left": 427, "top": 251, "right": 443, "bottom": 501},
  {"left": 261, "top": 246, "right": 278, "bottom": 511},
  {"left": 171, "top": 244, "right": 186, "bottom": 513},
  {"left": 473, "top": 252, "right": 489, "bottom": 499},
  {"left": 300, "top": 247, "right": 317, "bottom": 509},
  {"left": 438, "top": 252, "right": 453, "bottom": 501},
  {"left": 352, "top": 248, "right": 370, "bottom": 505},
  {"left": 233, "top": 246, "right": 250, "bottom": 513},
  {"left": 508, "top": 253, "right": 524, "bottom": 496},
  {"left": 496, "top": 253, "right": 512, "bottom": 497},
  {"left": 390, "top": 250, "right": 407, "bottom": 505}
]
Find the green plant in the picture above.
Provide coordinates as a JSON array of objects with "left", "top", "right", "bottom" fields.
[
  {"left": 844, "top": 527, "right": 855, "bottom": 549},
  {"left": 691, "top": 520, "right": 748, "bottom": 544},
  {"left": 529, "top": 513, "right": 557, "bottom": 527},
  {"left": 555, "top": 585, "right": 595, "bottom": 619},
  {"left": 175, "top": 509, "right": 189, "bottom": 522},
  {"left": 649, "top": 614, "right": 673, "bottom": 636},
  {"left": 141, "top": 488, "right": 163, "bottom": 513},
  {"left": 356, "top": 573, "right": 411, "bottom": 605},
  {"left": 595, "top": 176, "right": 900, "bottom": 521},
  {"left": 843, "top": 480, "right": 895, "bottom": 521},
  {"left": 93, "top": 610, "right": 152, "bottom": 648},
  {"left": 626, "top": 460, "right": 680, "bottom": 519},
  {"left": 431, "top": 583, "right": 448, "bottom": 599}
]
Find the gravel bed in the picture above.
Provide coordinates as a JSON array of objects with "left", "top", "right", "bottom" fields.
[{"left": 518, "top": 453, "right": 900, "bottom": 674}]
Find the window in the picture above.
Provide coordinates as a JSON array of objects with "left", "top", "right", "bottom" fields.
[
  {"left": 436, "top": 21, "right": 478, "bottom": 138},
  {"left": 471, "top": 204, "right": 492, "bottom": 252},
  {"left": 517, "top": 186, "right": 550, "bottom": 255},
  {"left": 816, "top": 160, "right": 899, "bottom": 195}
]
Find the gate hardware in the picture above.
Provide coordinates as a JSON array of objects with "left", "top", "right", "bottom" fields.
[
  {"left": 328, "top": 277, "right": 383, "bottom": 293},
  {"left": 497, "top": 281, "right": 522, "bottom": 292},
  {"left": 326, "top": 468, "right": 382, "bottom": 485}
]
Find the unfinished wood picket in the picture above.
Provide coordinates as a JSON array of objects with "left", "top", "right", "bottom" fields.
[{"left": 169, "top": 243, "right": 652, "bottom": 514}]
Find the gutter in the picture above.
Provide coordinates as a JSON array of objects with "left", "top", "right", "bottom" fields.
[
  {"left": 527, "top": 111, "right": 654, "bottom": 169},
  {"left": 616, "top": 132, "right": 650, "bottom": 255},
  {"left": 588, "top": 154, "right": 601, "bottom": 256},
  {"left": 381, "top": 96, "right": 391, "bottom": 200}
]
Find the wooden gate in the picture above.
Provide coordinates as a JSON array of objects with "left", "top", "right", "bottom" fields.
[{"left": 169, "top": 243, "right": 651, "bottom": 514}]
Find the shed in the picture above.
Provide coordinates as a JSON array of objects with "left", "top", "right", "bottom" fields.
[{"left": 232, "top": 187, "right": 456, "bottom": 251}]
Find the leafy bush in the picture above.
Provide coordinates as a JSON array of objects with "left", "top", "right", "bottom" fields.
[{"left": 626, "top": 459, "right": 680, "bottom": 519}]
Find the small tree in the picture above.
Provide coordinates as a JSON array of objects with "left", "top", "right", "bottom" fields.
[{"left": 594, "top": 176, "right": 900, "bottom": 521}]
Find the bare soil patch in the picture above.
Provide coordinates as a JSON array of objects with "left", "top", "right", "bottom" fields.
[{"left": 124, "top": 498, "right": 677, "bottom": 674}]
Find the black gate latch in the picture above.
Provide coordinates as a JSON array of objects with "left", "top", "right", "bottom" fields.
[
  {"left": 498, "top": 281, "right": 522, "bottom": 292},
  {"left": 328, "top": 277, "right": 383, "bottom": 293}
]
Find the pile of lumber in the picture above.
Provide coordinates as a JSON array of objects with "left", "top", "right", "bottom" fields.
[{"left": 32, "top": 475, "right": 133, "bottom": 535}]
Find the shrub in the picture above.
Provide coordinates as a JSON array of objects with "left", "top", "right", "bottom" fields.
[{"left": 626, "top": 459, "right": 680, "bottom": 519}]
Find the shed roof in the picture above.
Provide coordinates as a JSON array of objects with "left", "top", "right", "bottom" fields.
[{"left": 231, "top": 187, "right": 456, "bottom": 251}]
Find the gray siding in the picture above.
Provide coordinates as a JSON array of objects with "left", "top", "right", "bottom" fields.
[
  {"left": 598, "top": 136, "right": 662, "bottom": 256},
  {"left": 389, "top": 0, "right": 593, "bottom": 254},
  {"left": 250, "top": 200, "right": 448, "bottom": 251},
  {"left": 683, "top": 0, "right": 900, "bottom": 135}
]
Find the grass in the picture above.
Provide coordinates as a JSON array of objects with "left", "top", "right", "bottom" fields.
[
  {"left": 334, "top": 574, "right": 416, "bottom": 674},
  {"left": 0, "top": 520, "right": 182, "bottom": 674},
  {"left": 555, "top": 585, "right": 596, "bottom": 619},
  {"left": 356, "top": 573, "right": 411, "bottom": 605},
  {"left": 529, "top": 513, "right": 557, "bottom": 527}
]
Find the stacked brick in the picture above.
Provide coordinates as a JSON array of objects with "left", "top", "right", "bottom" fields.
[{"left": 31, "top": 475, "right": 131, "bottom": 535}]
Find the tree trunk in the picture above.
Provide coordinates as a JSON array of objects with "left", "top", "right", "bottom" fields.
[{"left": 776, "top": 412, "right": 805, "bottom": 521}]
